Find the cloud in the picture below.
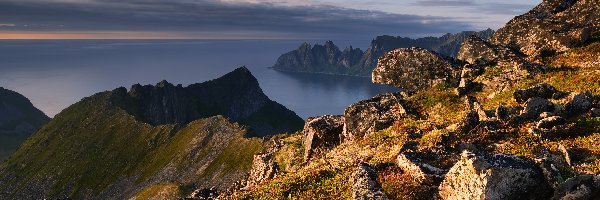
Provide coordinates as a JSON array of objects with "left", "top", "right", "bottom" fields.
[
  {"left": 412, "top": 0, "right": 536, "bottom": 15},
  {"left": 0, "top": 0, "right": 475, "bottom": 39}
]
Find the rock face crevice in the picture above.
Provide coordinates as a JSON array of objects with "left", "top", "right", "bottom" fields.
[{"left": 109, "top": 67, "right": 304, "bottom": 136}]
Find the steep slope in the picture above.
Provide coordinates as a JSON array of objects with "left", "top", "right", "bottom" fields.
[
  {"left": 233, "top": 1, "right": 600, "bottom": 199},
  {"left": 0, "top": 67, "right": 302, "bottom": 199},
  {"left": 0, "top": 87, "right": 49, "bottom": 161},
  {"left": 272, "top": 29, "right": 494, "bottom": 76}
]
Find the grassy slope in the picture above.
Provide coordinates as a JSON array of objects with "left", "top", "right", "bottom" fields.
[
  {"left": 0, "top": 91, "right": 265, "bottom": 199},
  {"left": 234, "top": 34, "right": 600, "bottom": 199}
]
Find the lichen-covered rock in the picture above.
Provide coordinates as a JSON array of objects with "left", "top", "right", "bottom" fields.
[
  {"left": 592, "top": 108, "right": 600, "bottom": 117},
  {"left": 458, "top": 35, "right": 523, "bottom": 66},
  {"left": 521, "top": 97, "right": 555, "bottom": 121},
  {"left": 536, "top": 116, "right": 566, "bottom": 129},
  {"left": 396, "top": 153, "right": 446, "bottom": 182},
  {"left": 303, "top": 115, "right": 345, "bottom": 161},
  {"left": 456, "top": 96, "right": 488, "bottom": 133},
  {"left": 552, "top": 175, "right": 600, "bottom": 200},
  {"left": 350, "top": 163, "right": 389, "bottom": 200},
  {"left": 562, "top": 92, "right": 593, "bottom": 118},
  {"left": 439, "top": 151, "right": 552, "bottom": 200},
  {"left": 343, "top": 92, "right": 412, "bottom": 140},
  {"left": 513, "top": 83, "right": 564, "bottom": 103},
  {"left": 456, "top": 64, "right": 484, "bottom": 96},
  {"left": 246, "top": 153, "right": 278, "bottom": 188},
  {"left": 490, "top": 0, "right": 600, "bottom": 58},
  {"left": 372, "top": 47, "right": 461, "bottom": 91}
]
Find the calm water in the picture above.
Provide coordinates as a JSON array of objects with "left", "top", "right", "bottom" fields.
[{"left": 0, "top": 40, "right": 397, "bottom": 119}]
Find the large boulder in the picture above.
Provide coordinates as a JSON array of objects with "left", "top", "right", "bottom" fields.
[
  {"left": 490, "top": 0, "right": 600, "bottom": 58},
  {"left": 350, "top": 163, "right": 389, "bottom": 200},
  {"left": 303, "top": 115, "right": 345, "bottom": 161},
  {"left": 246, "top": 153, "right": 278, "bottom": 188},
  {"left": 343, "top": 92, "right": 412, "bottom": 140},
  {"left": 372, "top": 47, "right": 460, "bottom": 92},
  {"left": 439, "top": 151, "right": 552, "bottom": 200},
  {"left": 458, "top": 35, "right": 523, "bottom": 66}
]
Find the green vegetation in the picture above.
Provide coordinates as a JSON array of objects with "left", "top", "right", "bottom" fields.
[
  {"left": 0, "top": 91, "right": 265, "bottom": 199},
  {"left": 236, "top": 169, "right": 351, "bottom": 200}
]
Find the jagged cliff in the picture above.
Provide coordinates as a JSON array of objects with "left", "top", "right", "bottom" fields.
[
  {"left": 0, "top": 67, "right": 303, "bottom": 199},
  {"left": 112, "top": 67, "right": 303, "bottom": 136},
  {"left": 272, "top": 29, "right": 494, "bottom": 76},
  {"left": 0, "top": 87, "right": 49, "bottom": 160}
]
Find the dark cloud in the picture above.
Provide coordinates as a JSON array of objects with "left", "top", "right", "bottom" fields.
[
  {"left": 412, "top": 0, "right": 534, "bottom": 15},
  {"left": 0, "top": 0, "right": 475, "bottom": 39}
]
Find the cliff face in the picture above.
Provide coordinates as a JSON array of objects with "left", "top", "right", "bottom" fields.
[
  {"left": 112, "top": 67, "right": 303, "bottom": 136},
  {"left": 0, "top": 88, "right": 49, "bottom": 160},
  {"left": 272, "top": 29, "right": 494, "bottom": 76}
]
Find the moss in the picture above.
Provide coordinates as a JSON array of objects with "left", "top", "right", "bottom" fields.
[
  {"left": 131, "top": 184, "right": 182, "bottom": 200},
  {"left": 236, "top": 169, "right": 351, "bottom": 200},
  {"left": 203, "top": 137, "right": 264, "bottom": 177}
]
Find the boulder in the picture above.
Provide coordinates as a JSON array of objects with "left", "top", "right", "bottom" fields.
[
  {"left": 495, "top": 105, "right": 509, "bottom": 121},
  {"left": 246, "top": 153, "right": 278, "bottom": 188},
  {"left": 350, "top": 163, "right": 389, "bottom": 200},
  {"left": 562, "top": 92, "right": 593, "bottom": 118},
  {"left": 456, "top": 65, "right": 484, "bottom": 96},
  {"left": 458, "top": 35, "right": 523, "bottom": 66},
  {"left": 592, "top": 108, "right": 600, "bottom": 117},
  {"left": 439, "top": 151, "right": 552, "bottom": 200},
  {"left": 456, "top": 96, "right": 488, "bottom": 133},
  {"left": 303, "top": 115, "right": 345, "bottom": 161},
  {"left": 521, "top": 97, "right": 555, "bottom": 121},
  {"left": 490, "top": 0, "right": 600, "bottom": 58},
  {"left": 513, "top": 83, "right": 563, "bottom": 103},
  {"left": 343, "top": 92, "right": 412, "bottom": 140},
  {"left": 396, "top": 153, "right": 446, "bottom": 182},
  {"left": 372, "top": 47, "right": 461, "bottom": 92},
  {"left": 552, "top": 175, "right": 600, "bottom": 200},
  {"left": 536, "top": 116, "right": 566, "bottom": 129}
]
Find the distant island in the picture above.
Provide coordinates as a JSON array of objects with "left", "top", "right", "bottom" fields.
[{"left": 272, "top": 29, "right": 494, "bottom": 76}]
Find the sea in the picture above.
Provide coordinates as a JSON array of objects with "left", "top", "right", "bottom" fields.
[{"left": 0, "top": 40, "right": 397, "bottom": 119}]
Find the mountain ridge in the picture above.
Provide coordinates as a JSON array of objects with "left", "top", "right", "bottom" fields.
[{"left": 272, "top": 29, "right": 494, "bottom": 76}]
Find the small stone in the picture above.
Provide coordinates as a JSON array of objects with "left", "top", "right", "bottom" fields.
[
  {"left": 513, "top": 83, "right": 561, "bottom": 103},
  {"left": 303, "top": 115, "right": 344, "bottom": 161},
  {"left": 350, "top": 163, "right": 389, "bottom": 200},
  {"left": 563, "top": 92, "right": 593, "bottom": 118},
  {"left": 496, "top": 105, "right": 509, "bottom": 121},
  {"left": 521, "top": 97, "right": 555, "bottom": 121},
  {"left": 536, "top": 116, "right": 566, "bottom": 129}
]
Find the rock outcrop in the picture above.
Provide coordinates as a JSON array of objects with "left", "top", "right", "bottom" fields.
[
  {"left": 350, "top": 163, "right": 389, "bottom": 200},
  {"left": 111, "top": 67, "right": 303, "bottom": 136},
  {"left": 343, "top": 92, "right": 412, "bottom": 140},
  {"left": 273, "top": 29, "right": 494, "bottom": 76},
  {"left": 0, "top": 87, "right": 50, "bottom": 160},
  {"left": 491, "top": 0, "right": 600, "bottom": 58},
  {"left": 439, "top": 151, "right": 552, "bottom": 200},
  {"left": 372, "top": 47, "right": 461, "bottom": 91},
  {"left": 302, "top": 115, "right": 345, "bottom": 161},
  {"left": 396, "top": 153, "right": 446, "bottom": 182},
  {"left": 246, "top": 153, "right": 278, "bottom": 188},
  {"left": 552, "top": 175, "right": 600, "bottom": 200}
]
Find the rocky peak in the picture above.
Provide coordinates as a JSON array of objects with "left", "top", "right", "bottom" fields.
[
  {"left": 111, "top": 67, "right": 303, "bottom": 136},
  {"left": 491, "top": 0, "right": 600, "bottom": 58}
]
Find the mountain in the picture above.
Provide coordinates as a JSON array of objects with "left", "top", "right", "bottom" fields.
[
  {"left": 233, "top": 1, "right": 600, "bottom": 199},
  {"left": 0, "top": 87, "right": 49, "bottom": 161},
  {"left": 0, "top": 67, "right": 302, "bottom": 199},
  {"left": 272, "top": 29, "right": 494, "bottom": 76}
]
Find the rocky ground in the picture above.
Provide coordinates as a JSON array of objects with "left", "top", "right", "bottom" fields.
[{"left": 224, "top": 1, "right": 600, "bottom": 199}]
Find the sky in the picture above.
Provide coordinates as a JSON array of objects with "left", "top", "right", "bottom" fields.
[{"left": 0, "top": 0, "right": 542, "bottom": 40}]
